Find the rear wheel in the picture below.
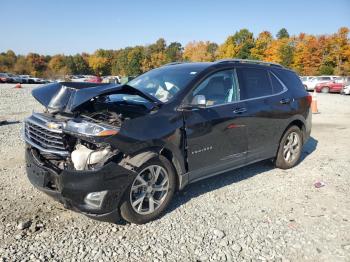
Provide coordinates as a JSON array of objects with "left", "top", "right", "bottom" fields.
[
  {"left": 275, "top": 126, "right": 302, "bottom": 169},
  {"left": 120, "top": 156, "right": 176, "bottom": 224},
  {"left": 321, "top": 87, "right": 330, "bottom": 93}
]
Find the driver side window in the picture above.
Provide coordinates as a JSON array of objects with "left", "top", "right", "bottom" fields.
[{"left": 191, "top": 69, "right": 240, "bottom": 106}]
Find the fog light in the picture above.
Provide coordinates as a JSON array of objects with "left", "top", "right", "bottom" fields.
[{"left": 84, "top": 190, "right": 108, "bottom": 208}]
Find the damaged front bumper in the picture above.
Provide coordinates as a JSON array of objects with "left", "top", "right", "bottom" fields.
[{"left": 25, "top": 146, "right": 137, "bottom": 222}]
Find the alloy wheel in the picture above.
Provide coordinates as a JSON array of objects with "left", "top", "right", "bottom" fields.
[
  {"left": 130, "top": 165, "right": 169, "bottom": 215},
  {"left": 283, "top": 132, "right": 300, "bottom": 163}
]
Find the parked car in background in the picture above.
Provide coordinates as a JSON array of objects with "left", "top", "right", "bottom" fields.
[
  {"left": 32, "top": 77, "right": 50, "bottom": 84},
  {"left": 0, "top": 73, "right": 13, "bottom": 83},
  {"left": 341, "top": 82, "right": 350, "bottom": 95},
  {"left": 300, "top": 76, "right": 315, "bottom": 82},
  {"left": 102, "top": 76, "right": 121, "bottom": 84},
  {"left": 71, "top": 75, "right": 89, "bottom": 82},
  {"left": 303, "top": 76, "right": 339, "bottom": 91},
  {"left": 120, "top": 76, "right": 136, "bottom": 84},
  {"left": 24, "top": 59, "right": 311, "bottom": 224},
  {"left": 7, "top": 73, "right": 23, "bottom": 83},
  {"left": 85, "top": 76, "right": 102, "bottom": 83},
  {"left": 315, "top": 81, "right": 344, "bottom": 93},
  {"left": 20, "top": 75, "right": 35, "bottom": 84},
  {"left": 336, "top": 76, "right": 350, "bottom": 84}
]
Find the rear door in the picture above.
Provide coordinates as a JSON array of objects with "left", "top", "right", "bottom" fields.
[
  {"left": 183, "top": 69, "right": 248, "bottom": 182},
  {"left": 236, "top": 66, "right": 291, "bottom": 162}
]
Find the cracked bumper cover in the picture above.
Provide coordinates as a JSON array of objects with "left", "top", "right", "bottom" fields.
[{"left": 25, "top": 146, "right": 137, "bottom": 222}]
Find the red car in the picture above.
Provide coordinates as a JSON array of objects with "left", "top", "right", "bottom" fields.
[
  {"left": 315, "top": 81, "right": 344, "bottom": 93},
  {"left": 85, "top": 76, "right": 102, "bottom": 83}
]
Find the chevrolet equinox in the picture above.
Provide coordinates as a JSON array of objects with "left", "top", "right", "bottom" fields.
[{"left": 24, "top": 59, "right": 312, "bottom": 224}]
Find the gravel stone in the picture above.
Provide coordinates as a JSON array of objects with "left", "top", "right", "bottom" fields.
[
  {"left": 213, "top": 229, "right": 225, "bottom": 239},
  {"left": 17, "top": 220, "right": 31, "bottom": 230},
  {"left": 231, "top": 243, "right": 242, "bottom": 253}
]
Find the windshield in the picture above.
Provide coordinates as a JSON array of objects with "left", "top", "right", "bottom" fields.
[{"left": 128, "top": 65, "right": 206, "bottom": 102}]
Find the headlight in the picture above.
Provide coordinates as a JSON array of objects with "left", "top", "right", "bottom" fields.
[{"left": 64, "top": 120, "right": 118, "bottom": 137}]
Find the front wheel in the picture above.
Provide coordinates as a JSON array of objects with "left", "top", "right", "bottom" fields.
[
  {"left": 120, "top": 156, "right": 176, "bottom": 224},
  {"left": 275, "top": 126, "right": 303, "bottom": 169},
  {"left": 321, "top": 87, "right": 330, "bottom": 93}
]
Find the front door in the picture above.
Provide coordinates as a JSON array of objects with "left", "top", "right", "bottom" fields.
[{"left": 182, "top": 69, "right": 248, "bottom": 182}]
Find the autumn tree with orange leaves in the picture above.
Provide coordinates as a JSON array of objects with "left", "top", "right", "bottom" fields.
[{"left": 1, "top": 27, "right": 350, "bottom": 77}]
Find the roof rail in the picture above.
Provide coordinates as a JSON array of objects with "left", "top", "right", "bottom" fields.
[
  {"left": 216, "top": 59, "right": 283, "bottom": 68},
  {"left": 162, "top": 62, "right": 184, "bottom": 66}
]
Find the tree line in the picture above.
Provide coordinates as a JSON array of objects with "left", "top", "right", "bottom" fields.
[{"left": 1, "top": 27, "right": 349, "bottom": 78}]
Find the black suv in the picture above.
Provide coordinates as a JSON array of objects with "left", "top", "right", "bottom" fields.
[{"left": 24, "top": 59, "right": 312, "bottom": 224}]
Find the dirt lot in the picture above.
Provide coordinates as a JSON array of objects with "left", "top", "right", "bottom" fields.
[{"left": 0, "top": 84, "right": 349, "bottom": 261}]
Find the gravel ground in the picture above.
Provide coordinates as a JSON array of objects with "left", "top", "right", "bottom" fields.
[{"left": 0, "top": 83, "right": 349, "bottom": 261}]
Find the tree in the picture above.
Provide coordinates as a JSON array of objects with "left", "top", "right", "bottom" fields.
[
  {"left": 319, "top": 64, "right": 334, "bottom": 75},
  {"left": 183, "top": 41, "right": 217, "bottom": 62},
  {"left": 328, "top": 27, "right": 350, "bottom": 75},
  {"left": 71, "top": 54, "right": 91, "bottom": 75},
  {"left": 26, "top": 53, "right": 47, "bottom": 77},
  {"left": 88, "top": 55, "right": 108, "bottom": 76},
  {"left": 217, "top": 36, "right": 237, "bottom": 59},
  {"left": 250, "top": 31, "right": 273, "bottom": 60},
  {"left": 217, "top": 29, "right": 254, "bottom": 59},
  {"left": 13, "top": 56, "right": 30, "bottom": 74},
  {"left": 141, "top": 39, "right": 169, "bottom": 72},
  {"left": 292, "top": 34, "right": 324, "bottom": 75},
  {"left": 165, "top": 42, "right": 183, "bottom": 62},
  {"left": 277, "top": 28, "right": 290, "bottom": 39},
  {"left": 0, "top": 27, "right": 349, "bottom": 78},
  {"left": 265, "top": 38, "right": 294, "bottom": 68},
  {"left": 126, "top": 46, "right": 144, "bottom": 76},
  {"left": 0, "top": 50, "right": 17, "bottom": 72}
]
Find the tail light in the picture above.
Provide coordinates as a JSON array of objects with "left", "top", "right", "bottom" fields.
[{"left": 306, "top": 94, "right": 312, "bottom": 106}]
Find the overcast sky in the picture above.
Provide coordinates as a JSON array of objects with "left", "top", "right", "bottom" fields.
[{"left": 1, "top": 0, "right": 349, "bottom": 55}]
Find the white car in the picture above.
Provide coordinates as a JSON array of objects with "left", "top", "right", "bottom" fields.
[
  {"left": 303, "top": 76, "right": 340, "bottom": 91},
  {"left": 300, "top": 76, "right": 315, "bottom": 82},
  {"left": 341, "top": 82, "right": 350, "bottom": 95},
  {"left": 71, "top": 75, "right": 89, "bottom": 82},
  {"left": 20, "top": 75, "right": 36, "bottom": 84}
]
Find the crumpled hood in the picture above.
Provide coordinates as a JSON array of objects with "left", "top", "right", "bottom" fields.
[{"left": 32, "top": 82, "right": 161, "bottom": 113}]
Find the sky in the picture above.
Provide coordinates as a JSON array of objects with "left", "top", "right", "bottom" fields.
[{"left": 1, "top": 0, "right": 349, "bottom": 55}]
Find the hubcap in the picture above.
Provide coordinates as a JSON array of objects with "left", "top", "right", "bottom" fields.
[
  {"left": 283, "top": 132, "right": 300, "bottom": 163},
  {"left": 130, "top": 165, "right": 169, "bottom": 215}
]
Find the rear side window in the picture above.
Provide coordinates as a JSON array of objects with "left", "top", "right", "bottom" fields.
[
  {"left": 236, "top": 68, "right": 273, "bottom": 99},
  {"left": 269, "top": 72, "right": 285, "bottom": 93},
  {"left": 272, "top": 69, "right": 304, "bottom": 90}
]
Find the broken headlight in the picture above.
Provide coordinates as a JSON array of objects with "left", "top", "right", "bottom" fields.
[{"left": 64, "top": 120, "right": 118, "bottom": 137}]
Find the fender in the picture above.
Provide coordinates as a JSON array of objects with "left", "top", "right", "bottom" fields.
[{"left": 119, "top": 147, "right": 188, "bottom": 190}]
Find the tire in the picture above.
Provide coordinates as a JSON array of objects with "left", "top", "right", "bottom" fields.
[
  {"left": 120, "top": 155, "right": 176, "bottom": 224},
  {"left": 321, "top": 87, "right": 330, "bottom": 93},
  {"left": 275, "top": 126, "right": 303, "bottom": 169}
]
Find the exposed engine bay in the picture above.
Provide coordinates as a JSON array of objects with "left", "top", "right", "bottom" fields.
[{"left": 24, "top": 82, "right": 159, "bottom": 173}]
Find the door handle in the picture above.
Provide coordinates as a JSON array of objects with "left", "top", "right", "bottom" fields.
[
  {"left": 233, "top": 108, "right": 247, "bottom": 114},
  {"left": 280, "top": 98, "right": 291, "bottom": 104}
]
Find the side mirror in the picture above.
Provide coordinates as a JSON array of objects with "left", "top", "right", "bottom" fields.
[
  {"left": 191, "top": 95, "right": 206, "bottom": 107},
  {"left": 177, "top": 95, "right": 206, "bottom": 111}
]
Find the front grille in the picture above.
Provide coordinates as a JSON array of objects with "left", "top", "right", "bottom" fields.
[{"left": 24, "top": 114, "right": 68, "bottom": 156}]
